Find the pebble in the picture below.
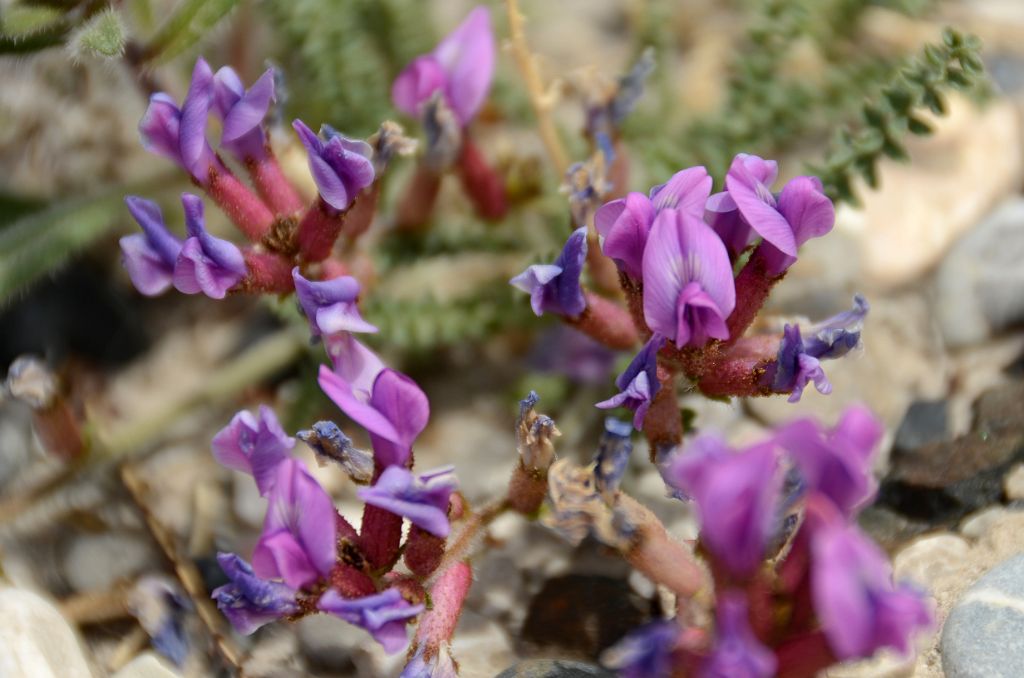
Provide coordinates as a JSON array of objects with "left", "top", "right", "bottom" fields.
[
  {"left": 935, "top": 198, "right": 1024, "bottom": 347},
  {"left": 893, "top": 534, "right": 970, "bottom": 587},
  {"left": 62, "top": 532, "right": 157, "bottom": 593},
  {"left": 942, "top": 553, "right": 1024, "bottom": 677},
  {"left": 495, "top": 659, "right": 616, "bottom": 678},
  {"left": 451, "top": 610, "right": 515, "bottom": 678},
  {"left": 1005, "top": 463, "right": 1024, "bottom": 501},
  {"left": 0, "top": 587, "right": 92, "bottom": 678},
  {"left": 110, "top": 652, "right": 182, "bottom": 678},
  {"left": 893, "top": 400, "right": 949, "bottom": 454}
]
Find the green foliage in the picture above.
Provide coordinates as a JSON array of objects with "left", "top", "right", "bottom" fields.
[
  {"left": 142, "top": 0, "right": 240, "bottom": 63},
  {"left": 69, "top": 7, "right": 126, "bottom": 60},
  {"left": 261, "top": 0, "right": 437, "bottom": 136},
  {"left": 812, "top": 28, "right": 988, "bottom": 203}
]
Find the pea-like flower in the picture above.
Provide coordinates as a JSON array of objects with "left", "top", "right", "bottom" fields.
[
  {"left": 292, "top": 268, "right": 377, "bottom": 338},
  {"left": 293, "top": 120, "right": 375, "bottom": 212},
  {"left": 211, "top": 405, "right": 295, "bottom": 495},
  {"left": 510, "top": 227, "right": 587, "bottom": 318},
  {"left": 642, "top": 209, "right": 736, "bottom": 348},
  {"left": 211, "top": 553, "right": 298, "bottom": 635},
  {"left": 401, "top": 644, "right": 458, "bottom": 678},
  {"left": 601, "top": 620, "right": 679, "bottom": 678},
  {"left": 391, "top": 6, "right": 495, "bottom": 126},
  {"left": 172, "top": 194, "right": 247, "bottom": 299},
  {"left": 318, "top": 588, "right": 425, "bottom": 654},
  {"left": 121, "top": 196, "right": 183, "bottom": 296},
  {"left": 357, "top": 466, "right": 458, "bottom": 538},
  {"left": 251, "top": 458, "right": 337, "bottom": 589},
  {"left": 596, "top": 335, "right": 665, "bottom": 429},
  {"left": 212, "top": 66, "right": 275, "bottom": 162},
  {"left": 700, "top": 593, "right": 777, "bottom": 678}
]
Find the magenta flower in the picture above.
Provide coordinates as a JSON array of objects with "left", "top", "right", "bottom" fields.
[
  {"left": 642, "top": 209, "right": 736, "bottom": 348},
  {"left": 172, "top": 194, "right": 247, "bottom": 299},
  {"left": 292, "top": 268, "right": 377, "bottom": 338},
  {"left": 319, "top": 588, "right": 424, "bottom": 654},
  {"left": 594, "top": 166, "right": 712, "bottom": 279},
  {"left": 596, "top": 335, "right": 665, "bottom": 429},
  {"left": 722, "top": 154, "right": 834, "bottom": 272},
  {"left": 600, "top": 620, "right": 679, "bottom": 677},
  {"left": 211, "top": 405, "right": 294, "bottom": 495},
  {"left": 809, "top": 511, "right": 931, "bottom": 660},
  {"left": 662, "top": 436, "right": 781, "bottom": 579},
  {"left": 293, "top": 120, "right": 375, "bottom": 212},
  {"left": 251, "top": 458, "right": 337, "bottom": 589},
  {"left": 211, "top": 553, "right": 298, "bottom": 635},
  {"left": 139, "top": 58, "right": 218, "bottom": 184},
  {"left": 318, "top": 343, "right": 430, "bottom": 468},
  {"left": 121, "top": 196, "right": 184, "bottom": 296},
  {"left": 392, "top": 6, "right": 495, "bottom": 126},
  {"left": 212, "top": 66, "right": 275, "bottom": 161},
  {"left": 776, "top": 405, "right": 883, "bottom": 516},
  {"left": 510, "top": 227, "right": 588, "bottom": 318},
  {"left": 700, "top": 593, "right": 776, "bottom": 678},
  {"left": 357, "top": 465, "right": 457, "bottom": 537}
]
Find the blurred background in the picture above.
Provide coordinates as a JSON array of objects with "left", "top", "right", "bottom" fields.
[{"left": 1, "top": 0, "right": 1023, "bottom": 676}]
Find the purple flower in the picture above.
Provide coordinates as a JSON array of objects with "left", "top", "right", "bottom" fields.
[
  {"left": 292, "top": 268, "right": 377, "bottom": 337},
  {"left": 595, "top": 167, "right": 712, "bottom": 279},
  {"left": 722, "top": 154, "right": 834, "bottom": 272},
  {"left": 700, "top": 593, "right": 776, "bottom": 678},
  {"left": 662, "top": 437, "right": 781, "bottom": 579},
  {"left": 318, "top": 347, "right": 430, "bottom": 469},
  {"left": 319, "top": 588, "right": 424, "bottom": 654},
  {"left": 172, "top": 193, "right": 247, "bottom": 299},
  {"left": 600, "top": 620, "right": 679, "bottom": 677},
  {"left": 251, "top": 458, "right": 337, "bottom": 589},
  {"left": 392, "top": 6, "right": 494, "bottom": 126},
  {"left": 357, "top": 465, "right": 457, "bottom": 538},
  {"left": 592, "top": 418, "right": 634, "bottom": 498},
  {"left": 139, "top": 58, "right": 218, "bottom": 184},
  {"left": 809, "top": 513, "right": 931, "bottom": 660},
  {"left": 293, "top": 120, "right": 375, "bottom": 212},
  {"left": 121, "top": 196, "right": 184, "bottom": 296},
  {"left": 642, "top": 209, "right": 736, "bottom": 348},
  {"left": 510, "top": 227, "right": 587, "bottom": 318},
  {"left": 775, "top": 406, "right": 883, "bottom": 516},
  {"left": 212, "top": 66, "right": 274, "bottom": 161},
  {"left": 596, "top": 335, "right": 665, "bottom": 430},
  {"left": 212, "top": 553, "right": 298, "bottom": 635},
  {"left": 211, "top": 405, "right": 295, "bottom": 495},
  {"left": 402, "top": 645, "right": 458, "bottom": 678},
  {"left": 767, "top": 295, "right": 868, "bottom": 402}
]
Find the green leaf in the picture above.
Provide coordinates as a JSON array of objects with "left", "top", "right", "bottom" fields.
[
  {"left": 143, "top": 0, "right": 239, "bottom": 63},
  {"left": 69, "top": 7, "right": 127, "bottom": 60}
]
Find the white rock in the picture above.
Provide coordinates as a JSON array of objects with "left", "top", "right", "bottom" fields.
[
  {"left": 0, "top": 588, "right": 92, "bottom": 678},
  {"left": 63, "top": 533, "right": 157, "bottom": 593},
  {"left": 961, "top": 507, "right": 1012, "bottom": 540},
  {"left": 1004, "top": 463, "right": 1024, "bottom": 502},
  {"left": 110, "top": 652, "right": 181, "bottom": 678},
  {"left": 894, "top": 534, "right": 971, "bottom": 587}
]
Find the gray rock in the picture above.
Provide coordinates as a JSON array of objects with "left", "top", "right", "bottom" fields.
[
  {"left": 942, "top": 553, "right": 1024, "bottom": 677},
  {"left": 62, "top": 532, "right": 158, "bottom": 593},
  {"left": 495, "top": 659, "right": 615, "bottom": 678},
  {"left": 893, "top": 399, "right": 949, "bottom": 453},
  {"left": 935, "top": 198, "right": 1024, "bottom": 347}
]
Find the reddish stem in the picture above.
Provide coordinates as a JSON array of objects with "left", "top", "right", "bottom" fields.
[
  {"left": 328, "top": 563, "right": 377, "bottom": 598},
  {"left": 774, "top": 631, "right": 836, "bottom": 678},
  {"left": 296, "top": 198, "right": 345, "bottom": 263},
  {"left": 566, "top": 291, "right": 640, "bottom": 350},
  {"left": 359, "top": 503, "right": 404, "bottom": 572},
  {"left": 415, "top": 561, "right": 472, "bottom": 646},
  {"left": 205, "top": 166, "right": 275, "bottom": 242},
  {"left": 727, "top": 246, "right": 784, "bottom": 343},
  {"left": 238, "top": 250, "right": 294, "bottom": 294},
  {"left": 395, "top": 165, "right": 442, "bottom": 233},
  {"left": 404, "top": 526, "right": 446, "bottom": 577},
  {"left": 642, "top": 366, "right": 682, "bottom": 458},
  {"left": 342, "top": 181, "right": 381, "bottom": 243},
  {"left": 33, "top": 402, "right": 84, "bottom": 461},
  {"left": 247, "top": 150, "right": 306, "bottom": 216},
  {"left": 456, "top": 136, "right": 507, "bottom": 221},
  {"left": 507, "top": 462, "right": 548, "bottom": 515}
]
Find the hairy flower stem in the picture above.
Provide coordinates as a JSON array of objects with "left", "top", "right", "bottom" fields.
[
  {"left": 619, "top": 272, "right": 650, "bottom": 339},
  {"left": 416, "top": 560, "right": 472, "bottom": 646},
  {"left": 296, "top": 199, "right": 346, "bottom": 263},
  {"left": 359, "top": 502, "right": 404, "bottom": 572},
  {"left": 457, "top": 136, "right": 507, "bottom": 221},
  {"left": 342, "top": 182, "right": 381, "bottom": 243},
  {"left": 507, "top": 462, "right": 548, "bottom": 515},
  {"left": 238, "top": 250, "right": 294, "bottom": 294},
  {"left": 428, "top": 498, "right": 510, "bottom": 586},
  {"left": 642, "top": 367, "right": 682, "bottom": 458},
  {"left": 205, "top": 167, "right": 275, "bottom": 242},
  {"left": 567, "top": 292, "right": 640, "bottom": 350},
  {"left": 727, "top": 246, "right": 784, "bottom": 343},
  {"left": 395, "top": 165, "right": 442, "bottom": 233},
  {"left": 404, "top": 526, "right": 446, "bottom": 577},
  {"left": 247, "top": 150, "right": 305, "bottom": 216}
]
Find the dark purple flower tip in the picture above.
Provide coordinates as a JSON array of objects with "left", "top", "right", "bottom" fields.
[
  {"left": 760, "top": 175, "right": 836, "bottom": 275},
  {"left": 139, "top": 93, "right": 184, "bottom": 167},
  {"left": 592, "top": 418, "right": 634, "bottom": 498},
  {"left": 171, "top": 193, "right": 247, "bottom": 299},
  {"left": 319, "top": 359, "right": 430, "bottom": 470},
  {"left": 252, "top": 458, "right": 338, "bottom": 589},
  {"left": 121, "top": 196, "right": 184, "bottom": 296},
  {"left": 357, "top": 465, "right": 457, "bottom": 537},
  {"left": 211, "top": 405, "right": 295, "bottom": 495},
  {"left": 596, "top": 335, "right": 665, "bottom": 430},
  {"left": 700, "top": 592, "right": 777, "bottom": 678},
  {"left": 649, "top": 166, "right": 713, "bottom": 216},
  {"left": 724, "top": 152, "right": 800, "bottom": 257},
  {"left": 600, "top": 620, "right": 679, "bottom": 678},
  {"left": 392, "top": 6, "right": 495, "bottom": 126},
  {"left": 212, "top": 66, "right": 274, "bottom": 161},
  {"left": 318, "top": 588, "right": 425, "bottom": 654},
  {"left": 510, "top": 227, "right": 588, "bottom": 318},
  {"left": 401, "top": 644, "right": 458, "bottom": 678},
  {"left": 776, "top": 405, "right": 883, "bottom": 516},
  {"left": 662, "top": 437, "right": 781, "bottom": 579},
  {"left": 809, "top": 515, "right": 931, "bottom": 660},
  {"left": 212, "top": 553, "right": 298, "bottom": 635},
  {"left": 292, "top": 268, "right": 377, "bottom": 337},
  {"left": 642, "top": 209, "right": 736, "bottom": 348},
  {"left": 293, "top": 119, "right": 375, "bottom": 212},
  {"left": 297, "top": 421, "right": 374, "bottom": 484}
]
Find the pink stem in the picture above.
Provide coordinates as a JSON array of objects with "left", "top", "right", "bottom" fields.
[
  {"left": 774, "top": 631, "right": 836, "bottom": 678},
  {"left": 296, "top": 198, "right": 344, "bottom": 263},
  {"left": 456, "top": 135, "right": 507, "bottom": 221},
  {"left": 247, "top": 150, "right": 306, "bottom": 216},
  {"left": 394, "top": 165, "right": 442, "bottom": 233},
  {"left": 727, "top": 246, "right": 784, "bottom": 343},
  {"left": 342, "top": 181, "right": 381, "bottom": 242},
  {"left": 566, "top": 291, "right": 640, "bottom": 350},
  {"left": 415, "top": 560, "right": 472, "bottom": 646},
  {"left": 642, "top": 366, "right": 682, "bottom": 458},
  {"left": 238, "top": 250, "right": 295, "bottom": 294},
  {"left": 404, "top": 526, "right": 446, "bottom": 577},
  {"left": 205, "top": 167, "right": 275, "bottom": 242}
]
